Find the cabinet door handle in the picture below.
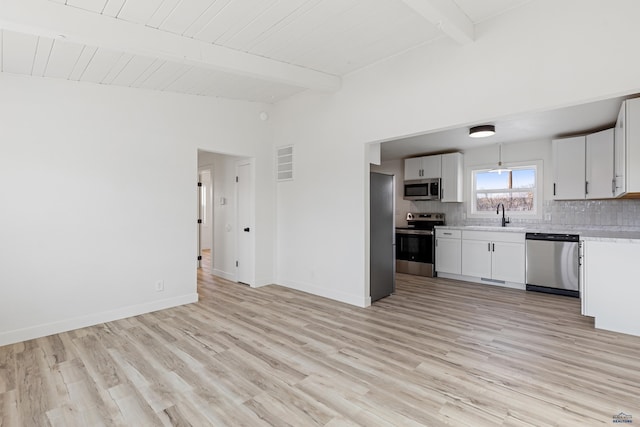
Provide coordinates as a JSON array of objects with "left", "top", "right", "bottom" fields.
[
  {"left": 585, "top": 181, "right": 589, "bottom": 195},
  {"left": 492, "top": 243, "right": 495, "bottom": 252},
  {"left": 443, "top": 232, "right": 452, "bottom": 235},
  {"left": 614, "top": 175, "right": 623, "bottom": 189},
  {"left": 553, "top": 183, "right": 556, "bottom": 196},
  {"left": 487, "top": 243, "right": 491, "bottom": 251}
]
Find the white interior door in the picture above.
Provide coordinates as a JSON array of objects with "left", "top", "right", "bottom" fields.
[
  {"left": 198, "top": 168, "right": 212, "bottom": 250},
  {"left": 237, "top": 161, "right": 254, "bottom": 285}
]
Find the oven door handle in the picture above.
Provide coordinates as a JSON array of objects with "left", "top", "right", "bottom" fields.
[{"left": 395, "top": 230, "right": 434, "bottom": 236}]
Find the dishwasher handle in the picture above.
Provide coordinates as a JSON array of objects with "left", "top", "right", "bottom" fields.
[{"left": 525, "top": 232, "right": 579, "bottom": 242}]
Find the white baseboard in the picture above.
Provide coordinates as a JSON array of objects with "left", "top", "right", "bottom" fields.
[
  {"left": 253, "top": 277, "right": 274, "bottom": 288},
  {"left": 0, "top": 293, "right": 198, "bottom": 347},
  {"left": 277, "top": 279, "right": 368, "bottom": 308},
  {"left": 212, "top": 269, "right": 236, "bottom": 282}
]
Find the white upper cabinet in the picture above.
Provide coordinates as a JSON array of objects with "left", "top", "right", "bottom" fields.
[
  {"left": 404, "top": 153, "right": 463, "bottom": 202},
  {"left": 422, "top": 155, "right": 442, "bottom": 179},
  {"left": 441, "top": 152, "right": 463, "bottom": 202},
  {"left": 552, "top": 129, "right": 614, "bottom": 200},
  {"left": 404, "top": 157, "right": 424, "bottom": 180},
  {"left": 552, "top": 136, "right": 586, "bottom": 200},
  {"left": 614, "top": 97, "right": 640, "bottom": 198},
  {"left": 614, "top": 101, "right": 626, "bottom": 197},
  {"left": 404, "top": 155, "right": 441, "bottom": 180},
  {"left": 585, "top": 128, "right": 614, "bottom": 199}
]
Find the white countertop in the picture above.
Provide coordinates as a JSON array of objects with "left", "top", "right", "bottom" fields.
[
  {"left": 435, "top": 225, "right": 640, "bottom": 242},
  {"left": 437, "top": 225, "right": 526, "bottom": 233}
]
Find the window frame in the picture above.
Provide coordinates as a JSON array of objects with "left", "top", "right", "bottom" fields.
[{"left": 467, "top": 160, "right": 543, "bottom": 220}]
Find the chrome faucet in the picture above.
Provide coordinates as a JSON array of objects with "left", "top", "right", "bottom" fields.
[{"left": 496, "top": 203, "right": 510, "bottom": 227}]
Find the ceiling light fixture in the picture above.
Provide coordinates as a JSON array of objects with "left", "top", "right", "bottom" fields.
[
  {"left": 469, "top": 124, "right": 496, "bottom": 138},
  {"left": 489, "top": 144, "right": 511, "bottom": 175}
]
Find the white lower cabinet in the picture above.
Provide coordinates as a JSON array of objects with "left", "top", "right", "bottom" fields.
[
  {"left": 579, "top": 240, "right": 591, "bottom": 316},
  {"left": 461, "top": 239, "right": 492, "bottom": 278},
  {"left": 580, "top": 239, "right": 640, "bottom": 337},
  {"left": 461, "top": 230, "right": 525, "bottom": 284},
  {"left": 491, "top": 241, "right": 526, "bottom": 283},
  {"left": 435, "top": 229, "right": 461, "bottom": 275}
]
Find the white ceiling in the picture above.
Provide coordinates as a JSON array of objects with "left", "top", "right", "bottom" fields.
[
  {"left": 0, "top": 0, "right": 531, "bottom": 103},
  {"left": 380, "top": 96, "right": 630, "bottom": 161},
  {"left": 0, "top": 0, "right": 624, "bottom": 161}
]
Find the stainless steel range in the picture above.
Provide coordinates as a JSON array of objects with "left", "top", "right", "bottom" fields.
[{"left": 395, "top": 212, "right": 445, "bottom": 277}]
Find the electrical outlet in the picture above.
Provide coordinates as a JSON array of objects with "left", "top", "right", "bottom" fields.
[
  {"left": 545, "top": 213, "right": 552, "bottom": 221},
  {"left": 155, "top": 280, "right": 164, "bottom": 292}
]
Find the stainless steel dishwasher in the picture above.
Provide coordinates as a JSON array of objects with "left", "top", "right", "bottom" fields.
[{"left": 525, "top": 233, "right": 580, "bottom": 297}]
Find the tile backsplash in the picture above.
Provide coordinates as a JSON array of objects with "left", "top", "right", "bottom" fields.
[{"left": 404, "top": 199, "right": 640, "bottom": 230}]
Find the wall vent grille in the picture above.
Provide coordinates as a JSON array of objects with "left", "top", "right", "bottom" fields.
[{"left": 276, "top": 145, "right": 293, "bottom": 181}]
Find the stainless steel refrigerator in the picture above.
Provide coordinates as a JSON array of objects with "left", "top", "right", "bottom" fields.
[{"left": 370, "top": 172, "right": 395, "bottom": 302}]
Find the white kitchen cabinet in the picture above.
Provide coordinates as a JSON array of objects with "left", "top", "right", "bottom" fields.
[
  {"left": 435, "top": 229, "right": 461, "bottom": 275},
  {"left": 461, "top": 239, "right": 492, "bottom": 278},
  {"left": 585, "top": 128, "right": 614, "bottom": 199},
  {"left": 404, "top": 155, "right": 442, "bottom": 180},
  {"left": 580, "top": 238, "right": 640, "bottom": 337},
  {"left": 614, "top": 101, "right": 626, "bottom": 197},
  {"left": 441, "top": 152, "right": 463, "bottom": 202},
  {"left": 461, "top": 230, "right": 525, "bottom": 284},
  {"left": 578, "top": 240, "right": 591, "bottom": 316},
  {"left": 552, "top": 129, "right": 614, "bottom": 200},
  {"left": 404, "top": 157, "right": 424, "bottom": 180},
  {"left": 614, "top": 97, "right": 640, "bottom": 197},
  {"left": 552, "top": 136, "right": 586, "bottom": 200},
  {"left": 491, "top": 241, "right": 525, "bottom": 283}
]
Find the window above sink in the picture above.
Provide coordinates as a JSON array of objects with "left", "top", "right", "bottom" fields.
[{"left": 468, "top": 160, "right": 543, "bottom": 220}]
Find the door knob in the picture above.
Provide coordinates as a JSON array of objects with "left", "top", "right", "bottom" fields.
[{"left": 244, "top": 227, "right": 250, "bottom": 232}]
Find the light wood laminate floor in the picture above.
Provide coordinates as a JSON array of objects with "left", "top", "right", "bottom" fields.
[{"left": 1, "top": 257, "right": 640, "bottom": 426}]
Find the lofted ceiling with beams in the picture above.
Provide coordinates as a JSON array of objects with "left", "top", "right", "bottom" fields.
[{"left": 0, "top": 0, "right": 531, "bottom": 103}]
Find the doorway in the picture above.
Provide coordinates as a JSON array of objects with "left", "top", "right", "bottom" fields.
[
  {"left": 198, "top": 166, "right": 213, "bottom": 271},
  {"left": 199, "top": 168, "right": 213, "bottom": 251},
  {"left": 197, "top": 150, "right": 255, "bottom": 286}
]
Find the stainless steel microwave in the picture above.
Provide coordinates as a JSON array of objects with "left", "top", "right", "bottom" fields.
[{"left": 404, "top": 178, "right": 440, "bottom": 201}]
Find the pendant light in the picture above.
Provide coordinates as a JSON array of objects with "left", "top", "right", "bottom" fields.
[
  {"left": 489, "top": 144, "right": 511, "bottom": 174},
  {"left": 469, "top": 124, "right": 495, "bottom": 138}
]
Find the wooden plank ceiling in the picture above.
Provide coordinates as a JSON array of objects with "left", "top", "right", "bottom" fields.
[{"left": 0, "top": 0, "right": 529, "bottom": 103}]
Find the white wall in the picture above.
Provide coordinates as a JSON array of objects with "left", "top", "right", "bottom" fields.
[
  {"left": 0, "top": 74, "right": 274, "bottom": 346},
  {"left": 272, "top": 0, "right": 640, "bottom": 307}
]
